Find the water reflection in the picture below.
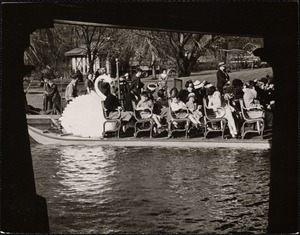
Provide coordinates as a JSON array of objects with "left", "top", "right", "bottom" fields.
[
  {"left": 55, "top": 146, "right": 117, "bottom": 200},
  {"left": 31, "top": 145, "right": 270, "bottom": 233}
]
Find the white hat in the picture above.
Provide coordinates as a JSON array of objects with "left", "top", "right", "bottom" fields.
[
  {"left": 147, "top": 83, "right": 157, "bottom": 91},
  {"left": 218, "top": 62, "right": 226, "bottom": 67},
  {"left": 187, "top": 92, "right": 195, "bottom": 99},
  {"left": 193, "top": 80, "right": 202, "bottom": 89},
  {"left": 205, "top": 83, "right": 213, "bottom": 89},
  {"left": 124, "top": 73, "right": 129, "bottom": 77}
]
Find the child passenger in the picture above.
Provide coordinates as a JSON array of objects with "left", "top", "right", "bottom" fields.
[
  {"left": 155, "top": 89, "right": 169, "bottom": 122},
  {"left": 136, "top": 91, "right": 163, "bottom": 129},
  {"left": 185, "top": 93, "right": 203, "bottom": 126},
  {"left": 170, "top": 95, "right": 201, "bottom": 128}
]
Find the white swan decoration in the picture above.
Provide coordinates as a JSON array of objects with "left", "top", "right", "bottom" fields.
[{"left": 60, "top": 74, "right": 116, "bottom": 138}]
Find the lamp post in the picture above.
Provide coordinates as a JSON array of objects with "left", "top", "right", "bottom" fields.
[{"left": 116, "top": 58, "right": 120, "bottom": 100}]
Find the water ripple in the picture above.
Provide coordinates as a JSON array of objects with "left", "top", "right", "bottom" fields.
[{"left": 31, "top": 145, "right": 270, "bottom": 233}]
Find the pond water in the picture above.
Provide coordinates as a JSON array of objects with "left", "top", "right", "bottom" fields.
[{"left": 31, "top": 144, "right": 270, "bottom": 233}]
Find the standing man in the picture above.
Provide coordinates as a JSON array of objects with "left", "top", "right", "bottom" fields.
[
  {"left": 65, "top": 73, "right": 78, "bottom": 104},
  {"left": 76, "top": 69, "right": 83, "bottom": 82},
  {"left": 131, "top": 68, "right": 144, "bottom": 95},
  {"left": 216, "top": 62, "right": 230, "bottom": 94}
]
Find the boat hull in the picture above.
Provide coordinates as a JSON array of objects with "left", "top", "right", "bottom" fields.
[{"left": 27, "top": 125, "right": 270, "bottom": 149}]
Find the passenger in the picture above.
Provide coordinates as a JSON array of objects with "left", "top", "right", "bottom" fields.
[
  {"left": 243, "top": 81, "right": 264, "bottom": 111},
  {"left": 95, "top": 68, "right": 101, "bottom": 78},
  {"left": 65, "top": 73, "right": 79, "bottom": 104},
  {"left": 178, "top": 80, "right": 194, "bottom": 102},
  {"left": 119, "top": 75, "right": 129, "bottom": 101},
  {"left": 135, "top": 91, "right": 162, "bottom": 129},
  {"left": 265, "top": 79, "right": 275, "bottom": 112},
  {"left": 231, "top": 78, "right": 244, "bottom": 112},
  {"left": 124, "top": 85, "right": 140, "bottom": 112},
  {"left": 223, "top": 85, "right": 242, "bottom": 134},
  {"left": 156, "top": 89, "right": 169, "bottom": 110},
  {"left": 124, "top": 72, "right": 130, "bottom": 81},
  {"left": 159, "top": 69, "right": 168, "bottom": 90},
  {"left": 76, "top": 69, "right": 83, "bottom": 82},
  {"left": 94, "top": 67, "right": 108, "bottom": 83},
  {"left": 85, "top": 73, "right": 94, "bottom": 94},
  {"left": 104, "top": 86, "right": 133, "bottom": 127},
  {"left": 156, "top": 89, "right": 169, "bottom": 123},
  {"left": 170, "top": 94, "right": 200, "bottom": 127},
  {"left": 216, "top": 62, "right": 230, "bottom": 94},
  {"left": 193, "top": 80, "right": 206, "bottom": 109},
  {"left": 207, "top": 85, "right": 238, "bottom": 138},
  {"left": 131, "top": 68, "right": 144, "bottom": 95},
  {"left": 185, "top": 93, "right": 203, "bottom": 127},
  {"left": 146, "top": 83, "right": 157, "bottom": 101},
  {"left": 43, "top": 77, "right": 52, "bottom": 112},
  {"left": 43, "top": 77, "right": 61, "bottom": 114},
  {"left": 255, "top": 77, "right": 269, "bottom": 108},
  {"left": 124, "top": 73, "right": 131, "bottom": 89},
  {"left": 169, "top": 87, "right": 179, "bottom": 99}
]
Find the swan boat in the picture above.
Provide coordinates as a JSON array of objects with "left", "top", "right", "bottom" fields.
[
  {"left": 27, "top": 75, "right": 271, "bottom": 149},
  {"left": 27, "top": 125, "right": 270, "bottom": 149}
]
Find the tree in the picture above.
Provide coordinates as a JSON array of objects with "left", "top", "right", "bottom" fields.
[
  {"left": 132, "top": 30, "right": 160, "bottom": 78},
  {"left": 152, "top": 32, "right": 218, "bottom": 77},
  {"left": 24, "top": 24, "right": 76, "bottom": 77},
  {"left": 74, "top": 25, "right": 113, "bottom": 73}
]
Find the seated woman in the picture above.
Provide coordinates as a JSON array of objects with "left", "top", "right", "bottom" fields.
[
  {"left": 104, "top": 86, "right": 133, "bottom": 129},
  {"left": 185, "top": 92, "right": 203, "bottom": 127},
  {"left": 223, "top": 85, "right": 243, "bottom": 133},
  {"left": 155, "top": 89, "right": 169, "bottom": 122},
  {"left": 169, "top": 87, "right": 179, "bottom": 99},
  {"left": 135, "top": 91, "right": 163, "bottom": 129},
  {"left": 231, "top": 78, "right": 244, "bottom": 112},
  {"left": 243, "top": 81, "right": 264, "bottom": 118},
  {"left": 170, "top": 93, "right": 201, "bottom": 128},
  {"left": 178, "top": 80, "right": 195, "bottom": 102},
  {"left": 206, "top": 85, "right": 238, "bottom": 138}
]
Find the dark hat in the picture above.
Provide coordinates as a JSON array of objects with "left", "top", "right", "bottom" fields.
[
  {"left": 259, "top": 77, "right": 268, "bottom": 84},
  {"left": 70, "top": 73, "right": 78, "bottom": 79}
]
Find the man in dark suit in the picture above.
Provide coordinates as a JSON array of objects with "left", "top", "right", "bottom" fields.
[
  {"left": 131, "top": 68, "right": 144, "bottom": 95},
  {"left": 216, "top": 62, "right": 230, "bottom": 94}
]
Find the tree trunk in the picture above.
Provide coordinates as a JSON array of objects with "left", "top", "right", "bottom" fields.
[{"left": 177, "top": 53, "right": 197, "bottom": 77}]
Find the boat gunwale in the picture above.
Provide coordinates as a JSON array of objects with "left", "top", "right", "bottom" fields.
[{"left": 27, "top": 125, "right": 271, "bottom": 149}]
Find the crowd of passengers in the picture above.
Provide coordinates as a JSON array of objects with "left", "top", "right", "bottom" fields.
[
  {"left": 41, "top": 66, "right": 274, "bottom": 138},
  {"left": 90, "top": 68, "right": 274, "bottom": 139}
]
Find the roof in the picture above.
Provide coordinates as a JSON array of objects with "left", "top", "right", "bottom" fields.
[{"left": 64, "top": 46, "right": 87, "bottom": 57}]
